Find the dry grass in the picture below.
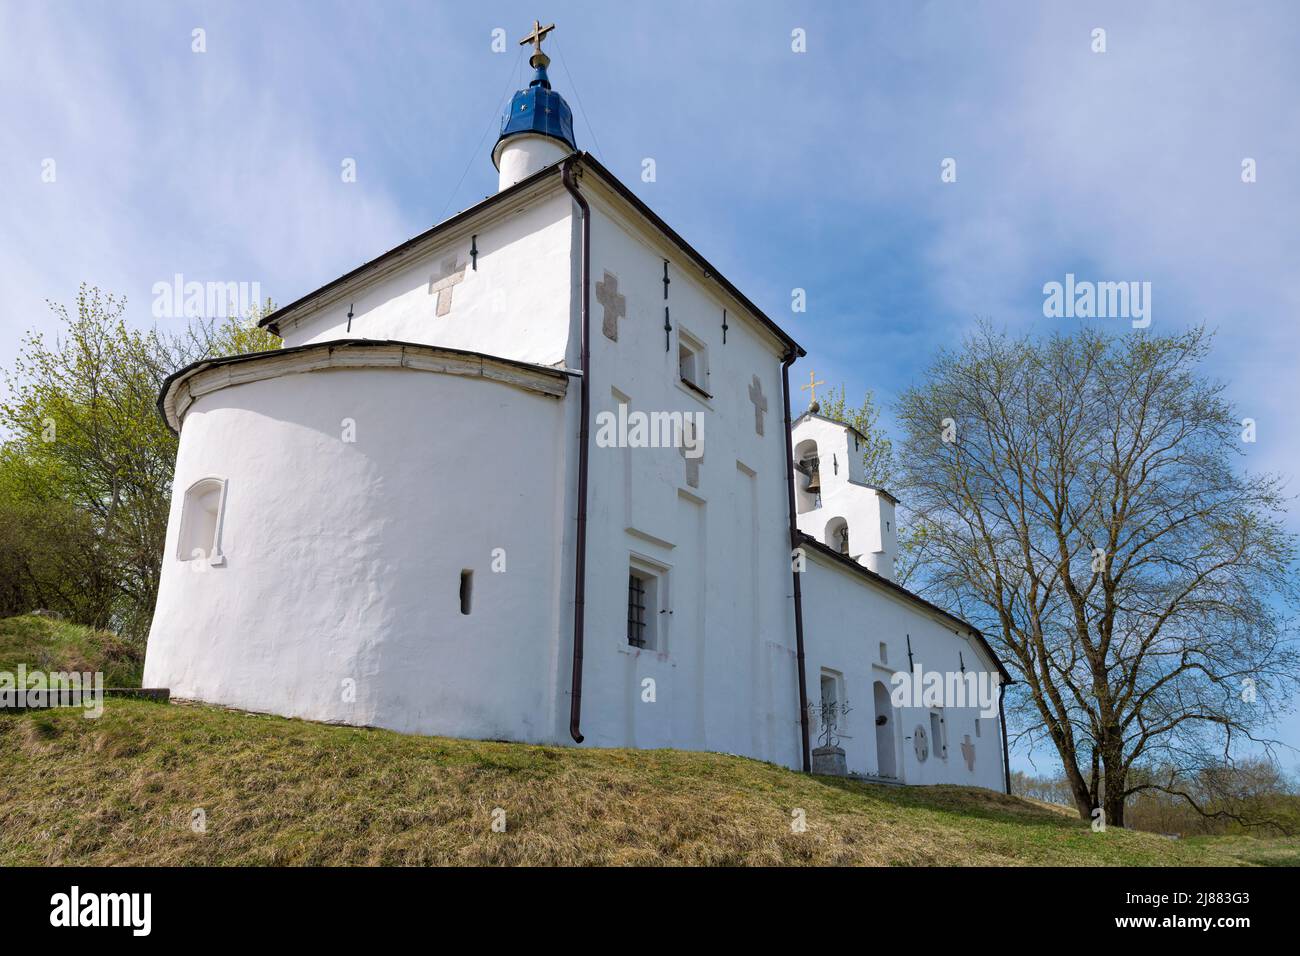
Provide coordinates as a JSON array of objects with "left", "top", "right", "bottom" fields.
[{"left": 0, "top": 699, "right": 1257, "bottom": 866}]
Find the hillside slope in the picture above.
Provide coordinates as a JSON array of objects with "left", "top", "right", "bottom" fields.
[
  {"left": 0, "top": 613, "right": 142, "bottom": 687},
  {"left": 0, "top": 698, "right": 1282, "bottom": 866}
]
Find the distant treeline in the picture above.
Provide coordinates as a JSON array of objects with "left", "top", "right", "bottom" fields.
[{"left": 1013, "top": 759, "right": 1300, "bottom": 836}]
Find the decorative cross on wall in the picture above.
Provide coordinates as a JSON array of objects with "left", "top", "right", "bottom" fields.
[
  {"left": 428, "top": 256, "right": 467, "bottom": 316},
  {"left": 961, "top": 734, "right": 976, "bottom": 771},
  {"left": 748, "top": 374, "right": 768, "bottom": 436},
  {"left": 596, "top": 271, "right": 626, "bottom": 341}
]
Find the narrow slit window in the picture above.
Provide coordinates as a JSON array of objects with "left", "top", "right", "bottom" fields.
[
  {"left": 459, "top": 570, "right": 473, "bottom": 615},
  {"left": 930, "top": 710, "right": 947, "bottom": 759}
]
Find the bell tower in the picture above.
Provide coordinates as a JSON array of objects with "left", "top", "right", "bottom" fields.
[
  {"left": 791, "top": 402, "right": 899, "bottom": 581},
  {"left": 492, "top": 20, "right": 578, "bottom": 191}
]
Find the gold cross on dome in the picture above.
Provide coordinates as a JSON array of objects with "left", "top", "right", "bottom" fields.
[
  {"left": 800, "top": 369, "right": 825, "bottom": 408},
  {"left": 520, "top": 20, "right": 555, "bottom": 57}
]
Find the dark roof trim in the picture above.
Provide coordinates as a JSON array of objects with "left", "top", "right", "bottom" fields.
[
  {"left": 256, "top": 153, "right": 804, "bottom": 357},
  {"left": 156, "top": 338, "right": 571, "bottom": 435},
  {"left": 795, "top": 531, "right": 1013, "bottom": 683}
]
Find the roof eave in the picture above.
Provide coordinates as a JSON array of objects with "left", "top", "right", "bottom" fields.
[{"left": 156, "top": 338, "right": 570, "bottom": 435}]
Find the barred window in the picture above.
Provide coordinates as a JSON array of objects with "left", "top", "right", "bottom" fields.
[{"left": 627, "top": 573, "right": 648, "bottom": 648}]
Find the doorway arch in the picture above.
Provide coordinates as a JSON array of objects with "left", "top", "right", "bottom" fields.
[{"left": 873, "top": 680, "right": 898, "bottom": 778}]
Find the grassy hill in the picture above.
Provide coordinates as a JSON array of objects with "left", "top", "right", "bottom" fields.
[
  {"left": 3, "top": 695, "right": 1294, "bottom": 866},
  {"left": 0, "top": 612, "right": 143, "bottom": 687}
]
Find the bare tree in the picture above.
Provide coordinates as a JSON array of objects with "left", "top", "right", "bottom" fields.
[{"left": 896, "top": 324, "right": 1299, "bottom": 826}]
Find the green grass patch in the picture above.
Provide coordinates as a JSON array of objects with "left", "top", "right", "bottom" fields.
[
  {"left": 0, "top": 698, "right": 1266, "bottom": 866},
  {"left": 1183, "top": 835, "right": 1300, "bottom": 867},
  {"left": 0, "top": 613, "right": 142, "bottom": 687}
]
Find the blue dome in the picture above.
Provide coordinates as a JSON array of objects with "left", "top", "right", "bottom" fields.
[{"left": 493, "top": 62, "right": 577, "bottom": 165}]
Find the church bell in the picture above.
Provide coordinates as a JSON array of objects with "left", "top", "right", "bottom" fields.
[{"left": 800, "top": 455, "right": 821, "bottom": 493}]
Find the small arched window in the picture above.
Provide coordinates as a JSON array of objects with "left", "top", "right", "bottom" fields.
[{"left": 177, "top": 477, "right": 227, "bottom": 565}]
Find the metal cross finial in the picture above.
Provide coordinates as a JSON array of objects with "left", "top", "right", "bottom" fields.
[
  {"left": 520, "top": 20, "right": 556, "bottom": 65},
  {"left": 800, "top": 369, "right": 825, "bottom": 409}
]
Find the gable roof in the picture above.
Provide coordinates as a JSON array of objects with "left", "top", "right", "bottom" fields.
[
  {"left": 257, "top": 153, "right": 804, "bottom": 358},
  {"left": 795, "top": 531, "right": 1013, "bottom": 683},
  {"left": 793, "top": 409, "right": 872, "bottom": 446}
]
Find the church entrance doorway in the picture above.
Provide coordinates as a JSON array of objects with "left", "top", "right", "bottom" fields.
[{"left": 873, "top": 679, "right": 898, "bottom": 779}]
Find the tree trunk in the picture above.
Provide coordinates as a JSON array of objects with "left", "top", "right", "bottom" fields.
[{"left": 1102, "top": 744, "right": 1126, "bottom": 828}]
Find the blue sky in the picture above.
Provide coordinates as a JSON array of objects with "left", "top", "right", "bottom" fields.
[{"left": 3, "top": 1, "right": 1298, "bottom": 774}]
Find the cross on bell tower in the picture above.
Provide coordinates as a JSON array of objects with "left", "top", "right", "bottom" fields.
[{"left": 801, "top": 369, "right": 825, "bottom": 413}]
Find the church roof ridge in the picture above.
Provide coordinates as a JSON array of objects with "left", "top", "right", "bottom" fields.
[{"left": 257, "top": 154, "right": 804, "bottom": 358}]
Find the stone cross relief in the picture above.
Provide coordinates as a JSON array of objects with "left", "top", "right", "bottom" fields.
[
  {"left": 961, "top": 734, "right": 976, "bottom": 771},
  {"left": 748, "top": 374, "right": 768, "bottom": 436},
  {"left": 595, "top": 270, "right": 626, "bottom": 341},
  {"left": 428, "top": 256, "right": 467, "bottom": 317},
  {"left": 680, "top": 422, "right": 703, "bottom": 488}
]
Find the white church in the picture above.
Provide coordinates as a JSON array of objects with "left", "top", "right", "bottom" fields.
[{"left": 144, "top": 23, "right": 1012, "bottom": 791}]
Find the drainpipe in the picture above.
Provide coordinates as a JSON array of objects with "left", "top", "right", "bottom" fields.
[
  {"left": 998, "top": 678, "right": 1013, "bottom": 795},
  {"left": 782, "top": 351, "right": 812, "bottom": 772},
  {"left": 561, "top": 156, "right": 590, "bottom": 744}
]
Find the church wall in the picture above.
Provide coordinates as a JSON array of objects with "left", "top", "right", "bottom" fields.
[
  {"left": 570, "top": 193, "right": 803, "bottom": 769},
  {"left": 144, "top": 364, "right": 571, "bottom": 744},
  {"left": 798, "top": 551, "right": 1008, "bottom": 791},
  {"left": 278, "top": 187, "right": 575, "bottom": 368}
]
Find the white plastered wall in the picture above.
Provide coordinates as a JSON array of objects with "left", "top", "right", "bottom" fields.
[
  {"left": 277, "top": 186, "right": 575, "bottom": 368},
  {"left": 797, "top": 549, "right": 1007, "bottom": 790},
  {"left": 570, "top": 184, "right": 804, "bottom": 768},
  {"left": 144, "top": 363, "right": 572, "bottom": 743}
]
